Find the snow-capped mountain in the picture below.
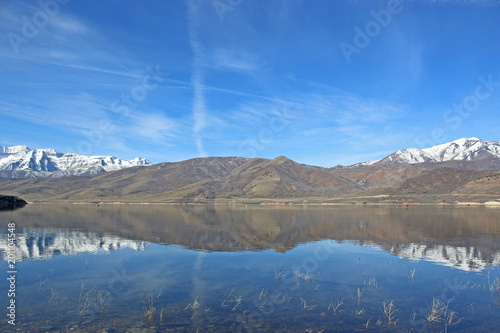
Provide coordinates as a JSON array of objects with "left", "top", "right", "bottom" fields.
[
  {"left": 0, "top": 228, "right": 147, "bottom": 261},
  {"left": 0, "top": 145, "right": 152, "bottom": 179},
  {"left": 1, "top": 228, "right": 497, "bottom": 272},
  {"left": 363, "top": 137, "right": 500, "bottom": 166},
  {"left": 395, "top": 243, "right": 500, "bottom": 272}
]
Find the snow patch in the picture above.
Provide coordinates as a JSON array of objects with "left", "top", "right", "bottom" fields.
[
  {"left": 359, "top": 137, "right": 500, "bottom": 165},
  {"left": 0, "top": 145, "right": 152, "bottom": 178}
]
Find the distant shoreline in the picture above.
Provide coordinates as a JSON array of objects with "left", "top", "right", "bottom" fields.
[{"left": 23, "top": 200, "right": 500, "bottom": 207}]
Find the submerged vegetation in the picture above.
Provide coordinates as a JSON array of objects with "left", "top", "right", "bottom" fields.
[
  {"left": 3, "top": 205, "right": 500, "bottom": 332},
  {"left": 10, "top": 257, "right": 500, "bottom": 333}
]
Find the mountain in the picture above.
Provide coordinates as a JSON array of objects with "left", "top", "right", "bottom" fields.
[
  {"left": 0, "top": 138, "right": 499, "bottom": 204},
  {"left": 0, "top": 156, "right": 366, "bottom": 203},
  {"left": 337, "top": 167, "right": 500, "bottom": 204},
  {"left": 0, "top": 145, "right": 151, "bottom": 178},
  {"left": 4, "top": 204, "right": 500, "bottom": 271},
  {"left": 2, "top": 226, "right": 496, "bottom": 271},
  {"left": 362, "top": 137, "right": 500, "bottom": 169},
  {"left": 395, "top": 243, "right": 500, "bottom": 272},
  {"left": 0, "top": 228, "right": 147, "bottom": 261}
]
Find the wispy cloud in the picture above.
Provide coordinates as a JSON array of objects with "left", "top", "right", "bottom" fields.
[
  {"left": 208, "top": 47, "right": 261, "bottom": 71},
  {"left": 188, "top": 0, "right": 208, "bottom": 157},
  {"left": 0, "top": 93, "right": 109, "bottom": 133},
  {"left": 49, "top": 14, "right": 89, "bottom": 35},
  {"left": 1, "top": 2, "right": 93, "bottom": 58},
  {"left": 333, "top": 95, "right": 407, "bottom": 125},
  {"left": 128, "top": 113, "right": 179, "bottom": 141},
  {"left": 215, "top": 85, "right": 411, "bottom": 161},
  {"left": 2, "top": 0, "right": 495, "bottom": 165},
  {"left": 0, "top": 52, "right": 147, "bottom": 80},
  {"left": 404, "top": 0, "right": 500, "bottom": 6}
]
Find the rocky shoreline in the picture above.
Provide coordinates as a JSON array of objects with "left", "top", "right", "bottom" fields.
[{"left": 0, "top": 195, "right": 27, "bottom": 210}]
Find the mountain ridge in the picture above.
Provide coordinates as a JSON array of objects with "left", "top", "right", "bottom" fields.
[
  {"left": 4, "top": 205, "right": 500, "bottom": 271},
  {"left": 2, "top": 137, "right": 499, "bottom": 179},
  {"left": 0, "top": 145, "right": 151, "bottom": 178},
  {"left": 1, "top": 138, "right": 499, "bottom": 204},
  {"left": 360, "top": 137, "right": 500, "bottom": 166}
]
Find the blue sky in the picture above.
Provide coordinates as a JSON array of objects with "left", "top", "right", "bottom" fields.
[{"left": 1, "top": 0, "right": 500, "bottom": 166}]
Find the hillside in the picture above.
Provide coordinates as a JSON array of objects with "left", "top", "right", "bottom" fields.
[
  {"left": 0, "top": 156, "right": 365, "bottom": 203},
  {"left": 0, "top": 157, "right": 499, "bottom": 204},
  {"left": 1, "top": 138, "right": 499, "bottom": 204},
  {"left": 333, "top": 168, "right": 500, "bottom": 204}
]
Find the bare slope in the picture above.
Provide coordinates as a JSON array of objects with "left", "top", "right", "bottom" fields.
[
  {"left": 0, "top": 156, "right": 364, "bottom": 203},
  {"left": 334, "top": 168, "right": 500, "bottom": 203},
  {"left": 1, "top": 155, "right": 499, "bottom": 204}
]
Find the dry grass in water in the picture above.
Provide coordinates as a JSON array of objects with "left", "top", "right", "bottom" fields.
[
  {"left": 275, "top": 268, "right": 284, "bottom": 282},
  {"left": 143, "top": 293, "right": 157, "bottom": 326},
  {"left": 355, "top": 308, "right": 365, "bottom": 316},
  {"left": 357, "top": 288, "right": 364, "bottom": 305},
  {"left": 233, "top": 295, "right": 243, "bottom": 311},
  {"left": 49, "top": 288, "right": 60, "bottom": 304},
  {"left": 221, "top": 289, "right": 234, "bottom": 308},
  {"left": 159, "top": 307, "right": 164, "bottom": 331},
  {"left": 365, "top": 277, "right": 380, "bottom": 289},
  {"left": 97, "top": 290, "right": 110, "bottom": 311},
  {"left": 328, "top": 298, "right": 344, "bottom": 314},
  {"left": 382, "top": 299, "right": 397, "bottom": 326},
  {"left": 258, "top": 288, "right": 268, "bottom": 301},
  {"left": 488, "top": 272, "right": 500, "bottom": 305},
  {"left": 299, "top": 298, "right": 316, "bottom": 315},
  {"left": 293, "top": 270, "right": 303, "bottom": 281},
  {"left": 78, "top": 284, "right": 98, "bottom": 316},
  {"left": 409, "top": 268, "right": 416, "bottom": 281},
  {"left": 38, "top": 274, "right": 48, "bottom": 288},
  {"left": 426, "top": 297, "right": 462, "bottom": 330}
]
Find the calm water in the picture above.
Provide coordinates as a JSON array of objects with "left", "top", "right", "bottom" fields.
[{"left": 1, "top": 204, "right": 500, "bottom": 332}]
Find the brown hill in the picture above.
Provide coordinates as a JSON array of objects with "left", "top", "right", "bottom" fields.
[
  {"left": 0, "top": 156, "right": 499, "bottom": 204},
  {"left": 333, "top": 168, "right": 500, "bottom": 204},
  {"left": 0, "top": 156, "right": 364, "bottom": 203}
]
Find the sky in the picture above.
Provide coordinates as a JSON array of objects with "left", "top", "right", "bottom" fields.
[{"left": 1, "top": 0, "right": 500, "bottom": 167}]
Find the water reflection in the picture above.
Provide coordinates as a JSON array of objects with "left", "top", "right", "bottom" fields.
[
  {"left": 2, "top": 204, "right": 500, "bottom": 271},
  {"left": 1, "top": 204, "right": 500, "bottom": 332},
  {"left": 0, "top": 228, "right": 147, "bottom": 261}
]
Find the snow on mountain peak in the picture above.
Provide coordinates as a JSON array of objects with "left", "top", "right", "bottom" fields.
[
  {"left": 0, "top": 145, "right": 152, "bottom": 179},
  {"left": 388, "top": 137, "right": 500, "bottom": 164},
  {"left": 0, "top": 145, "right": 30, "bottom": 154},
  {"left": 356, "top": 138, "right": 500, "bottom": 166}
]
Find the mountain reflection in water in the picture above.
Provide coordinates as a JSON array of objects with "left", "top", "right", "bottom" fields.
[
  {"left": 2, "top": 204, "right": 500, "bottom": 332},
  {"left": 1, "top": 204, "right": 500, "bottom": 271}
]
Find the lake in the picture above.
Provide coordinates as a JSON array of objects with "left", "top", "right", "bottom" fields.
[{"left": 1, "top": 204, "right": 500, "bottom": 332}]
